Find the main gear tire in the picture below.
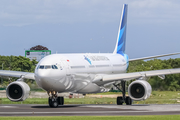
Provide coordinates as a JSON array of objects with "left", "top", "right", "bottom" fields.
[{"left": 117, "top": 96, "right": 123, "bottom": 105}]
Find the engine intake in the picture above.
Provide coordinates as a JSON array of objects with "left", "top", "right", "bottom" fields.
[
  {"left": 128, "top": 80, "right": 152, "bottom": 101},
  {"left": 6, "top": 81, "right": 30, "bottom": 101}
]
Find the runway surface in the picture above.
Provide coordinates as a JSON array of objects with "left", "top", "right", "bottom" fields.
[{"left": 0, "top": 104, "right": 180, "bottom": 116}]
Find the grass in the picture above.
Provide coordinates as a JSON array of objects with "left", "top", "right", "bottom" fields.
[
  {"left": 133, "top": 91, "right": 180, "bottom": 104},
  {"left": 0, "top": 115, "right": 180, "bottom": 120},
  {"left": 1, "top": 91, "right": 180, "bottom": 105},
  {"left": 0, "top": 97, "right": 116, "bottom": 104}
]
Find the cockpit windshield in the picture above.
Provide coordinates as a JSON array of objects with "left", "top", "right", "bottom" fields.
[
  {"left": 45, "top": 66, "right": 51, "bottom": 69},
  {"left": 39, "top": 66, "right": 44, "bottom": 69},
  {"left": 38, "top": 65, "right": 58, "bottom": 69},
  {"left": 52, "top": 65, "right": 58, "bottom": 69}
]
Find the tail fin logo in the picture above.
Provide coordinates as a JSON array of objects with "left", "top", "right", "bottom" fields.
[
  {"left": 84, "top": 55, "right": 92, "bottom": 65},
  {"left": 117, "top": 26, "right": 125, "bottom": 52},
  {"left": 113, "top": 4, "right": 128, "bottom": 55}
]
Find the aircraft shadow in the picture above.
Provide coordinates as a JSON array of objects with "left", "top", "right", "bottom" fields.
[
  {"left": 31, "top": 104, "right": 150, "bottom": 108},
  {"left": 131, "top": 104, "right": 150, "bottom": 106},
  {"left": 31, "top": 104, "right": 83, "bottom": 108}
]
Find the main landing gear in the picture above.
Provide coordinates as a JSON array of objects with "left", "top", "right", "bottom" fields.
[
  {"left": 113, "top": 81, "right": 132, "bottom": 105},
  {"left": 48, "top": 91, "right": 64, "bottom": 108}
]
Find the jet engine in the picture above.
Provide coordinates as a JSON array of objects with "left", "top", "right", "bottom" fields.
[
  {"left": 128, "top": 80, "right": 152, "bottom": 101},
  {"left": 6, "top": 81, "right": 30, "bottom": 101}
]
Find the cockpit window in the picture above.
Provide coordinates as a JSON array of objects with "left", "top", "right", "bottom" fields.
[
  {"left": 55, "top": 65, "right": 58, "bottom": 69},
  {"left": 38, "top": 65, "right": 58, "bottom": 69},
  {"left": 39, "top": 66, "right": 44, "bottom": 69},
  {"left": 52, "top": 65, "right": 55, "bottom": 69},
  {"left": 52, "top": 65, "right": 58, "bottom": 69},
  {"left": 45, "top": 65, "right": 51, "bottom": 69}
]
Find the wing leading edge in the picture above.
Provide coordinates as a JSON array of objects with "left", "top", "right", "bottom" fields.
[
  {"left": 102, "top": 68, "right": 180, "bottom": 82},
  {"left": 0, "top": 70, "right": 35, "bottom": 80}
]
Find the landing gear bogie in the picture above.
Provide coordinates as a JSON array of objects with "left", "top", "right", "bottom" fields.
[
  {"left": 114, "top": 81, "right": 133, "bottom": 105},
  {"left": 117, "top": 96, "right": 132, "bottom": 105}
]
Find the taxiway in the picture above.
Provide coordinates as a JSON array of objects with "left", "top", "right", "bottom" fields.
[{"left": 0, "top": 104, "right": 180, "bottom": 116}]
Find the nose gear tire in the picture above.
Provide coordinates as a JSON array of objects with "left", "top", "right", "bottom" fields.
[
  {"left": 58, "top": 97, "right": 64, "bottom": 105},
  {"left": 48, "top": 97, "right": 58, "bottom": 108}
]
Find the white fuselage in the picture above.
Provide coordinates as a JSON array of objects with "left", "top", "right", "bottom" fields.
[{"left": 34, "top": 53, "right": 128, "bottom": 93}]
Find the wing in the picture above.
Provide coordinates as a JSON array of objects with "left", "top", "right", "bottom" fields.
[
  {"left": 129, "top": 52, "right": 180, "bottom": 61},
  {"left": 102, "top": 68, "right": 180, "bottom": 82},
  {"left": 0, "top": 70, "right": 35, "bottom": 80}
]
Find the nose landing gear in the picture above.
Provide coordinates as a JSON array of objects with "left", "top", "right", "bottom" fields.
[
  {"left": 48, "top": 91, "right": 64, "bottom": 108},
  {"left": 48, "top": 97, "right": 58, "bottom": 108}
]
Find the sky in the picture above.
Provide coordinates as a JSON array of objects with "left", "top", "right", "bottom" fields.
[{"left": 0, "top": 0, "right": 180, "bottom": 60}]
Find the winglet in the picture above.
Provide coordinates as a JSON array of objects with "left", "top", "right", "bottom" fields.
[{"left": 113, "top": 4, "right": 128, "bottom": 55}]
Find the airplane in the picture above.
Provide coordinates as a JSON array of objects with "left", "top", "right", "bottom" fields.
[{"left": 1, "top": 4, "right": 180, "bottom": 108}]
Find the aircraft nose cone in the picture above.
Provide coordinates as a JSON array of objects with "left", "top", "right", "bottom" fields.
[
  {"left": 35, "top": 69, "right": 53, "bottom": 90},
  {"left": 37, "top": 70, "right": 46, "bottom": 78},
  {"left": 37, "top": 70, "right": 50, "bottom": 79},
  {"left": 35, "top": 69, "right": 66, "bottom": 92}
]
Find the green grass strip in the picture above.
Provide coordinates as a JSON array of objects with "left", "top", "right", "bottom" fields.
[
  {"left": 0, "top": 115, "right": 180, "bottom": 120},
  {"left": 1, "top": 91, "right": 180, "bottom": 104}
]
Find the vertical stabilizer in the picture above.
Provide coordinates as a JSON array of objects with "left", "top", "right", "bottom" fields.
[{"left": 113, "top": 4, "right": 128, "bottom": 55}]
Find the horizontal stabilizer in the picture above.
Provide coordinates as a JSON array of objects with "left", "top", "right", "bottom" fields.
[{"left": 129, "top": 52, "right": 180, "bottom": 61}]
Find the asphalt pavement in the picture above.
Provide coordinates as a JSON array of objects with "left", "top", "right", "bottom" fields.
[{"left": 0, "top": 104, "right": 180, "bottom": 116}]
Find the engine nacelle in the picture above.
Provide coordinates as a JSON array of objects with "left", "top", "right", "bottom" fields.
[
  {"left": 128, "top": 80, "right": 152, "bottom": 101},
  {"left": 6, "top": 81, "right": 30, "bottom": 102}
]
